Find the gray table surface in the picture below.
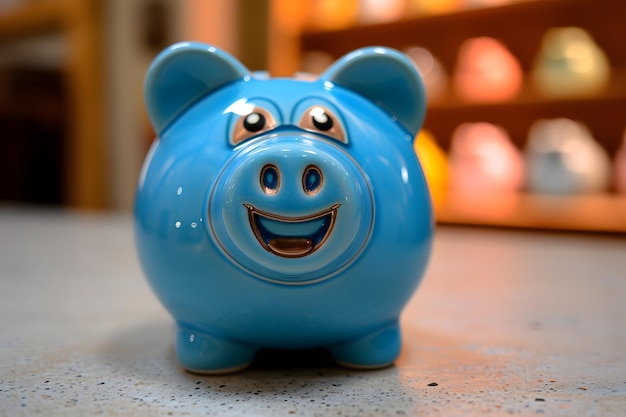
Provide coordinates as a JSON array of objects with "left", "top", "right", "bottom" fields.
[{"left": 1, "top": 207, "right": 624, "bottom": 416}]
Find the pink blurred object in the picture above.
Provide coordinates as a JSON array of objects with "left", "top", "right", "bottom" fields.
[
  {"left": 449, "top": 122, "right": 525, "bottom": 192},
  {"left": 613, "top": 130, "right": 626, "bottom": 194},
  {"left": 454, "top": 37, "right": 523, "bottom": 103}
]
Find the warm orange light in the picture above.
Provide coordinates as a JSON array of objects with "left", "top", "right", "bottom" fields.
[
  {"left": 409, "top": 0, "right": 462, "bottom": 14},
  {"left": 272, "top": 0, "right": 311, "bottom": 34},
  {"left": 307, "top": 0, "right": 358, "bottom": 30}
]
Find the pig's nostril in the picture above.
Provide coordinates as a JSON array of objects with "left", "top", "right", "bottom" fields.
[
  {"left": 260, "top": 164, "right": 280, "bottom": 195},
  {"left": 303, "top": 165, "right": 323, "bottom": 195}
]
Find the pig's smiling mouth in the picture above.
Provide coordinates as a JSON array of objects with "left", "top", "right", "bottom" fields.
[{"left": 243, "top": 203, "right": 340, "bottom": 258}]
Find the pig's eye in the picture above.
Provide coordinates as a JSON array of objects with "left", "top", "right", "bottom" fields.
[
  {"left": 311, "top": 109, "right": 333, "bottom": 131},
  {"left": 232, "top": 107, "right": 276, "bottom": 145},
  {"left": 243, "top": 112, "right": 266, "bottom": 132},
  {"left": 298, "top": 106, "right": 346, "bottom": 143}
]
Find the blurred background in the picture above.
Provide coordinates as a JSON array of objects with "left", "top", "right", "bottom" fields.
[{"left": 0, "top": 0, "right": 624, "bottom": 232}]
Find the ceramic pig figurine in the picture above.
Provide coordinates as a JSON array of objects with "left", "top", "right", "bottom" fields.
[{"left": 135, "top": 43, "right": 433, "bottom": 374}]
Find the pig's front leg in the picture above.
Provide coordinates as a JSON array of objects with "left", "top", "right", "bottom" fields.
[
  {"left": 328, "top": 320, "right": 401, "bottom": 369},
  {"left": 176, "top": 326, "right": 257, "bottom": 374}
]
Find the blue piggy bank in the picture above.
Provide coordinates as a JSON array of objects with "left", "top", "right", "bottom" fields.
[{"left": 135, "top": 42, "right": 433, "bottom": 374}]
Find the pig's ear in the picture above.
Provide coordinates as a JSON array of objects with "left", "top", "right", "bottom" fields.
[
  {"left": 145, "top": 42, "right": 250, "bottom": 134},
  {"left": 322, "top": 47, "right": 426, "bottom": 137}
]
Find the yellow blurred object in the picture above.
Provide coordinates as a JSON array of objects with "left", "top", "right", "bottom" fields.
[
  {"left": 307, "top": 0, "right": 358, "bottom": 30},
  {"left": 414, "top": 130, "right": 449, "bottom": 209},
  {"left": 532, "top": 27, "right": 610, "bottom": 98}
]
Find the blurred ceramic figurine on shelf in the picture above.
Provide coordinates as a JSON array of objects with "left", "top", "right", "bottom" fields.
[
  {"left": 525, "top": 118, "right": 610, "bottom": 194},
  {"left": 532, "top": 27, "right": 610, "bottom": 98},
  {"left": 135, "top": 43, "right": 433, "bottom": 374},
  {"left": 612, "top": 129, "right": 626, "bottom": 194},
  {"left": 358, "top": 0, "right": 406, "bottom": 23},
  {"left": 448, "top": 122, "right": 525, "bottom": 192},
  {"left": 414, "top": 130, "right": 449, "bottom": 208},
  {"left": 406, "top": 47, "right": 448, "bottom": 104},
  {"left": 453, "top": 37, "right": 523, "bottom": 103}
]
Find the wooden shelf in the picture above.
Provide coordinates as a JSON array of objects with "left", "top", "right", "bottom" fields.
[
  {"left": 436, "top": 192, "right": 626, "bottom": 233},
  {"left": 293, "top": 0, "right": 626, "bottom": 156},
  {"left": 269, "top": 0, "right": 626, "bottom": 232},
  {"left": 423, "top": 67, "right": 626, "bottom": 153},
  {"left": 425, "top": 94, "right": 626, "bottom": 154},
  {"left": 299, "top": 0, "right": 626, "bottom": 71}
]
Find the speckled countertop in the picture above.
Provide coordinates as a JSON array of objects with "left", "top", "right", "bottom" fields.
[{"left": 1, "top": 207, "right": 625, "bottom": 416}]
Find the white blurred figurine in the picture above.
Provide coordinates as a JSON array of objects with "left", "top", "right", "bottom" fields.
[{"left": 525, "top": 118, "right": 610, "bottom": 194}]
